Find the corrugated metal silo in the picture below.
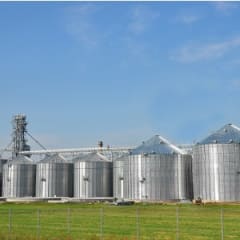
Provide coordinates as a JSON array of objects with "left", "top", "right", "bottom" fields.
[
  {"left": 2, "top": 156, "right": 36, "bottom": 197},
  {"left": 113, "top": 154, "right": 128, "bottom": 199},
  {"left": 36, "top": 154, "right": 73, "bottom": 198},
  {"left": 125, "top": 135, "right": 193, "bottom": 201},
  {"left": 193, "top": 124, "right": 240, "bottom": 201},
  {"left": 74, "top": 152, "right": 113, "bottom": 198},
  {"left": 0, "top": 159, "right": 7, "bottom": 196}
]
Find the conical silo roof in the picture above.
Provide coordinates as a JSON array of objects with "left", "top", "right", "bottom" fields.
[
  {"left": 131, "top": 135, "right": 186, "bottom": 155},
  {"left": 39, "top": 154, "right": 68, "bottom": 163},
  {"left": 115, "top": 153, "right": 129, "bottom": 161},
  {"left": 73, "top": 152, "right": 110, "bottom": 162},
  {"left": 10, "top": 155, "right": 34, "bottom": 164},
  {"left": 198, "top": 124, "right": 240, "bottom": 145}
]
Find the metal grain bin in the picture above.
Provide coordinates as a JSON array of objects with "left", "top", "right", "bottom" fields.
[
  {"left": 125, "top": 135, "right": 193, "bottom": 201},
  {"left": 113, "top": 154, "right": 128, "bottom": 199},
  {"left": 36, "top": 154, "right": 73, "bottom": 198},
  {"left": 193, "top": 124, "right": 240, "bottom": 202},
  {"left": 74, "top": 152, "right": 113, "bottom": 198},
  {"left": 2, "top": 156, "right": 36, "bottom": 197},
  {"left": 0, "top": 159, "right": 7, "bottom": 196}
]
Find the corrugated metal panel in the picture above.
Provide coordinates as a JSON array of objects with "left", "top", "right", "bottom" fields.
[
  {"left": 193, "top": 143, "right": 240, "bottom": 201},
  {"left": 73, "top": 153, "right": 113, "bottom": 198},
  {"left": 125, "top": 135, "right": 193, "bottom": 201},
  {"left": 0, "top": 159, "right": 8, "bottom": 196},
  {"left": 124, "top": 153, "right": 193, "bottom": 201},
  {"left": 2, "top": 156, "right": 36, "bottom": 197},
  {"left": 113, "top": 155, "right": 127, "bottom": 199},
  {"left": 199, "top": 124, "right": 240, "bottom": 144},
  {"left": 36, "top": 163, "right": 73, "bottom": 197},
  {"left": 36, "top": 154, "right": 73, "bottom": 197},
  {"left": 73, "top": 152, "right": 110, "bottom": 162},
  {"left": 131, "top": 135, "right": 186, "bottom": 155}
]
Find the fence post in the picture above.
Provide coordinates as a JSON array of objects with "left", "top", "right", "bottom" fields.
[
  {"left": 220, "top": 208, "right": 224, "bottom": 240},
  {"left": 8, "top": 208, "right": 12, "bottom": 239},
  {"left": 100, "top": 208, "right": 104, "bottom": 240},
  {"left": 176, "top": 206, "right": 179, "bottom": 240},
  {"left": 136, "top": 207, "right": 140, "bottom": 240},
  {"left": 67, "top": 208, "right": 71, "bottom": 235},
  {"left": 37, "top": 209, "right": 40, "bottom": 240}
]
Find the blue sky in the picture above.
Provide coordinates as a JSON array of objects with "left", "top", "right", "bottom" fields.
[{"left": 1, "top": 2, "right": 240, "bottom": 150}]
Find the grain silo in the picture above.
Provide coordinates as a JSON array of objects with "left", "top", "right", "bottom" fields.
[
  {"left": 74, "top": 152, "right": 113, "bottom": 198},
  {"left": 193, "top": 124, "right": 240, "bottom": 202},
  {"left": 113, "top": 154, "right": 128, "bottom": 199},
  {"left": 36, "top": 154, "right": 73, "bottom": 198},
  {"left": 125, "top": 135, "right": 193, "bottom": 201},
  {"left": 2, "top": 156, "right": 36, "bottom": 197},
  {"left": 0, "top": 159, "right": 7, "bottom": 196}
]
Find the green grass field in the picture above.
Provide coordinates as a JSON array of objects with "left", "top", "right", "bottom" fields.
[{"left": 0, "top": 202, "right": 240, "bottom": 240}]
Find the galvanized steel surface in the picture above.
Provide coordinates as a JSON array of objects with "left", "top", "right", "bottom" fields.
[
  {"left": 113, "top": 157, "right": 125, "bottom": 199},
  {"left": 2, "top": 157, "right": 36, "bottom": 197},
  {"left": 199, "top": 124, "right": 240, "bottom": 145},
  {"left": 193, "top": 144, "right": 240, "bottom": 201},
  {"left": 0, "top": 159, "right": 7, "bottom": 196},
  {"left": 74, "top": 153, "right": 113, "bottom": 198},
  {"left": 125, "top": 153, "right": 193, "bottom": 201},
  {"left": 131, "top": 135, "right": 186, "bottom": 155},
  {"left": 36, "top": 155, "right": 73, "bottom": 197}
]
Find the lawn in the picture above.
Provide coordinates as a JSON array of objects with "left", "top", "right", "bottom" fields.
[{"left": 0, "top": 202, "right": 240, "bottom": 240}]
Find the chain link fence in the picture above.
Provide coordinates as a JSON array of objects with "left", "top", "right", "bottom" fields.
[{"left": 0, "top": 205, "right": 240, "bottom": 240}]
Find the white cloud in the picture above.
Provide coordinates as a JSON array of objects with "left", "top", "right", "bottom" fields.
[
  {"left": 128, "top": 6, "right": 160, "bottom": 35},
  {"left": 171, "top": 37, "right": 240, "bottom": 63},
  {"left": 214, "top": 2, "right": 239, "bottom": 15},
  {"left": 65, "top": 5, "right": 101, "bottom": 48},
  {"left": 64, "top": 5, "right": 160, "bottom": 50}
]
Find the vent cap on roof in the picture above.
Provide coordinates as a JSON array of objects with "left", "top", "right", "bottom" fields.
[
  {"left": 131, "top": 135, "right": 186, "bottom": 155},
  {"left": 198, "top": 124, "right": 240, "bottom": 145}
]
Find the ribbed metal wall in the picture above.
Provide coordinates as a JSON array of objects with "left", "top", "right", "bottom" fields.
[
  {"left": 125, "top": 153, "right": 193, "bottom": 201},
  {"left": 0, "top": 159, "right": 7, "bottom": 196},
  {"left": 2, "top": 160, "right": 36, "bottom": 197},
  {"left": 74, "top": 157, "right": 113, "bottom": 198},
  {"left": 113, "top": 157, "right": 125, "bottom": 199},
  {"left": 36, "top": 161, "right": 73, "bottom": 198},
  {"left": 193, "top": 144, "right": 240, "bottom": 201}
]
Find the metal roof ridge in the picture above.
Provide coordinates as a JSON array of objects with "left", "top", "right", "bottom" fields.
[
  {"left": 58, "top": 154, "right": 67, "bottom": 161},
  {"left": 197, "top": 123, "right": 240, "bottom": 145},
  {"left": 230, "top": 124, "right": 240, "bottom": 132},
  {"left": 157, "top": 135, "right": 186, "bottom": 155},
  {"left": 96, "top": 152, "right": 111, "bottom": 161}
]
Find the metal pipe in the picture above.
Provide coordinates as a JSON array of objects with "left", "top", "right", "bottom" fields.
[{"left": 19, "top": 147, "right": 134, "bottom": 155}]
